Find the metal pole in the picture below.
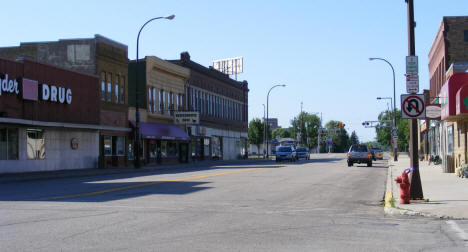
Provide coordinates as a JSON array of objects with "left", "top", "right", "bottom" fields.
[
  {"left": 266, "top": 84, "right": 285, "bottom": 158},
  {"left": 406, "top": 0, "right": 423, "bottom": 200},
  {"left": 263, "top": 104, "right": 266, "bottom": 158},
  {"left": 134, "top": 15, "right": 174, "bottom": 169}
]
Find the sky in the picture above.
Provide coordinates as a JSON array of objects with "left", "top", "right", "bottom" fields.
[{"left": 1, "top": 0, "right": 467, "bottom": 142}]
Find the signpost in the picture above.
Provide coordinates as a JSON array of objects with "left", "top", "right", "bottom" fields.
[
  {"left": 406, "top": 56, "right": 419, "bottom": 94},
  {"left": 401, "top": 94, "right": 426, "bottom": 119}
]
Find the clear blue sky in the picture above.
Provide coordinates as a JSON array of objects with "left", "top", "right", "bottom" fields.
[{"left": 2, "top": 0, "right": 467, "bottom": 142}]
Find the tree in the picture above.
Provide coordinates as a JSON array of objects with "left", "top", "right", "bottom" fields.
[
  {"left": 375, "top": 109, "right": 409, "bottom": 151},
  {"left": 324, "top": 120, "right": 350, "bottom": 153},
  {"left": 350, "top": 131, "right": 359, "bottom": 145},
  {"left": 248, "top": 118, "right": 264, "bottom": 157},
  {"left": 272, "top": 128, "right": 291, "bottom": 139},
  {"left": 290, "top": 112, "right": 321, "bottom": 149}
]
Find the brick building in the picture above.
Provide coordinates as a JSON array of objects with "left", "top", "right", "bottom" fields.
[
  {"left": 426, "top": 16, "right": 468, "bottom": 172},
  {"left": 169, "top": 52, "right": 249, "bottom": 160},
  {"left": 0, "top": 35, "right": 131, "bottom": 168}
]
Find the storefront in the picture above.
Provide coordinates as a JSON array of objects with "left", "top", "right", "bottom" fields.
[
  {"left": 130, "top": 121, "right": 190, "bottom": 164},
  {"left": 0, "top": 58, "right": 131, "bottom": 173}
]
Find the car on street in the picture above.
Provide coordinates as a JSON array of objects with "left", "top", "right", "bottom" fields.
[
  {"left": 276, "top": 146, "right": 297, "bottom": 162},
  {"left": 347, "top": 144, "right": 372, "bottom": 167},
  {"left": 296, "top": 146, "right": 310, "bottom": 160},
  {"left": 370, "top": 148, "right": 383, "bottom": 160}
]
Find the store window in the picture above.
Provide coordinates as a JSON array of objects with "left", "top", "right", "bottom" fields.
[
  {"left": 149, "top": 140, "right": 157, "bottom": 158},
  {"left": 104, "top": 136, "right": 112, "bottom": 156},
  {"left": 0, "top": 128, "right": 18, "bottom": 160},
  {"left": 448, "top": 125, "right": 454, "bottom": 155},
  {"left": 116, "top": 137, "right": 125, "bottom": 156},
  {"left": 161, "top": 140, "right": 167, "bottom": 158},
  {"left": 101, "top": 72, "right": 106, "bottom": 101},
  {"left": 27, "top": 129, "right": 45, "bottom": 159},
  {"left": 204, "top": 138, "right": 210, "bottom": 157},
  {"left": 167, "top": 141, "right": 178, "bottom": 158}
]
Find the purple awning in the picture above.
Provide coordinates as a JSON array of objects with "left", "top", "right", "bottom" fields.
[{"left": 129, "top": 121, "right": 189, "bottom": 141}]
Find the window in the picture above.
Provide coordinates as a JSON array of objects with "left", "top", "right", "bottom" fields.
[
  {"left": 116, "top": 137, "right": 125, "bottom": 156},
  {"left": 458, "top": 126, "right": 461, "bottom": 148},
  {"left": 464, "top": 30, "right": 468, "bottom": 42},
  {"left": 176, "top": 94, "right": 179, "bottom": 111},
  {"left": 115, "top": 75, "right": 119, "bottom": 103},
  {"left": 128, "top": 142, "right": 134, "bottom": 160},
  {"left": 104, "top": 136, "right": 112, "bottom": 156},
  {"left": 162, "top": 90, "right": 166, "bottom": 114},
  {"left": 107, "top": 73, "right": 112, "bottom": 102},
  {"left": 0, "top": 128, "right": 18, "bottom": 160},
  {"left": 120, "top": 76, "right": 125, "bottom": 104},
  {"left": 27, "top": 129, "right": 45, "bottom": 159},
  {"left": 148, "top": 87, "right": 152, "bottom": 113},
  {"left": 153, "top": 88, "right": 157, "bottom": 113},
  {"left": 101, "top": 72, "right": 106, "bottom": 101},
  {"left": 159, "top": 89, "right": 163, "bottom": 113},
  {"left": 447, "top": 126, "right": 454, "bottom": 155}
]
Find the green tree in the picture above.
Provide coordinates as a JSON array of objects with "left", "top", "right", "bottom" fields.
[
  {"left": 290, "top": 112, "right": 321, "bottom": 149},
  {"left": 350, "top": 131, "right": 359, "bottom": 145},
  {"left": 248, "top": 118, "right": 264, "bottom": 157},
  {"left": 272, "top": 127, "right": 291, "bottom": 139},
  {"left": 324, "top": 120, "right": 350, "bottom": 153},
  {"left": 375, "top": 109, "right": 409, "bottom": 151}
]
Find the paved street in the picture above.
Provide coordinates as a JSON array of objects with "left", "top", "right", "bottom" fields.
[{"left": 1, "top": 154, "right": 467, "bottom": 251}]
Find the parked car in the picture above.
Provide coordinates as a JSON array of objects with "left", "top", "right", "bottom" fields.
[
  {"left": 276, "top": 146, "right": 297, "bottom": 162},
  {"left": 296, "top": 146, "right": 310, "bottom": 160},
  {"left": 347, "top": 144, "right": 372, "bottom": 167},
  {"left": 370, "top": 148, "right": 383, "bottom": 160}
]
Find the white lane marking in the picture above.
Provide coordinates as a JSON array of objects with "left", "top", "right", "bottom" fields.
[{"left": 446, "top": 220, "right": 468, "bottom": 246}]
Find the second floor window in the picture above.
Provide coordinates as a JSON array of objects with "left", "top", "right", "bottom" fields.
[{"left": 107, "top": 73, "right": 112, "bottom": 102}]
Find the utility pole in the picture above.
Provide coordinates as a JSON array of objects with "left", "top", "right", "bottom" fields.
[
  {"left": 406, "top": 0, "right": 424, "bottom": 200},
  {"left": 300, "top": 102, "right": 303, "bottom": 145}
]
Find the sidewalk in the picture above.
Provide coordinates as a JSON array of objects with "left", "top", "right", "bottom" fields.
[
  {"left": 0, "top": 158, "right": 273, "bottom": 184},
  {"left": 385, "top": 153, "right": 468, "bottom": 219}
]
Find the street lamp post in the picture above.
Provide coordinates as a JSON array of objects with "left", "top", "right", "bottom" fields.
[
  {"left": 370, "top": 57, "right": 398, "bottom": 161},
  {"left": 262, "top": 104, "right": 266, "bottom": 158},
  {"left": 266, "top": 84, "right": 286, "bottom": 158},
  {"left": 134, "top": 15, "right": 175, "bottom": 169}
]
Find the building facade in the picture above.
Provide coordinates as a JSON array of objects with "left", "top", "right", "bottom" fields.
[
  {"left": 426, "top": 16, "right": 468, "bottom": 172},
  {"left": 170, "top": 52, "right": 249, "bottom": 160},
  {"left": 128, "top": 56, "right": 190, "bottom": 164},
  {"left": 0, "top": 35, "right": 131, "bottom": 168},
  {"left": 0, "top": 57, "right": 106, "bottom": 173}
]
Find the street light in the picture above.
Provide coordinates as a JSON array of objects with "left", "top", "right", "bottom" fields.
[
  {"left": 266, "top": 84, "right": 286, "bottom": 158},
  {"left": 369, "top": 57, "right": 398, "bottom": 161},
  {"left": 377, "top": 97, "right": 392, "bottom": 112},
  {"left": 262, "top": 104, "right": 266, "bottom": 158},
  {"left": 134, "top": 15, "right": 175, "bottom": 169}
]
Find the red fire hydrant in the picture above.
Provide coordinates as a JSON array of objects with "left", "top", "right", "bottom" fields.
[{"left": 395, "top": 171, "right": 410, "bottom": 204}]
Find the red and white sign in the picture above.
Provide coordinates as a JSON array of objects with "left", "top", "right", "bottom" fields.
[
  {"left": 426, "top": 104, "right": 441, "bottom": 120},
  {"left": 406, "top": 74, "right": 419, "bottom": 94},
  {"left": 401, "top": 94, "right": 425, "bottom": 119}
]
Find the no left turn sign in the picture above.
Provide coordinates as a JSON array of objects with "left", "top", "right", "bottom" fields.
[{"left": 401, "top": 94, "right": 426, "bottom": 119}]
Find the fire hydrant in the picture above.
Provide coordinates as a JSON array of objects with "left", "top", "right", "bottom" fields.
[{"left": 395, "top": 171, "right": 410, "bottom": 204}]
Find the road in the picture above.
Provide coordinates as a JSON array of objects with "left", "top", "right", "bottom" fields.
[{"left": 0, "top": 154, "right": 467, "bottom": 251}]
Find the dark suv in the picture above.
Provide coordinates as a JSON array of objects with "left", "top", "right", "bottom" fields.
[{"left": 347, "top": 144, "right": 372, "bottom": 167}]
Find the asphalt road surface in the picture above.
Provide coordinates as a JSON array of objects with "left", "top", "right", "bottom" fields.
[{"left": 1, "top": 153, "right": 467, "bottom": 251}]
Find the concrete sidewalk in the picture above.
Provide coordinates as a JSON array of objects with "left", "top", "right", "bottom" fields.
[
  {"left": 0, "top": 158, "right": 273, "bottom": 184},
  {"left": 385, "top": 154, "right": 468, "bottom": 219}
]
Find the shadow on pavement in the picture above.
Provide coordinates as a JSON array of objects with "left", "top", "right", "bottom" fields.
[{"left": 0, "top": 180, "right": 213, "bottom": 202}]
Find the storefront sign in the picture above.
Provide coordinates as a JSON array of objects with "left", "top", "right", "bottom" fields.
[
  {"left": 174, "top": 111, "right": 200, "bottom": 124},
  {"left": 426, "top": 104, "right": 441, "bottom": 120},
  {"left": 0, "top": 73, "right": 72, "bottom": 104},
  {"left": 0, "top": 74, "right": 20, "bottom": 96}
]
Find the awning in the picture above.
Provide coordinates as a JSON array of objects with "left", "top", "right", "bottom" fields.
[{"left": 129, "top": 121, "right": 189, "bottom": 141}]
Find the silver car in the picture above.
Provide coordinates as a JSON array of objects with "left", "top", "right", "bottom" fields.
[
  {"left": 347, "top": 144, "right": 372, "bottom": 167},
  {"left": 275, "top": 146, "right": 297, "bottom": 162}
]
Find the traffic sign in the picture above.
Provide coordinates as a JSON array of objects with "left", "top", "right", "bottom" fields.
[
  {"left": 406, "top": 56, "right": 418, "bottom": 74},
  {"left": 401, "top": 94, "right": 425, "bottom": 119},
  {"left": 406, "top": 74, "right": 419, "bottom": 94},
  {"left": 391, "top": 127, "right": 398, "bottom": 137}
]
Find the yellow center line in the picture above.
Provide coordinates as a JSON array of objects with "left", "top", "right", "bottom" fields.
[{"left": 43, "top": 167, "right": 267, "bottom": 200}]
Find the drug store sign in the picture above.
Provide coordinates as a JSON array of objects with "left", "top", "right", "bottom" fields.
[{"left": 0, "top": 74, "right": 72, "bottom": 104}]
